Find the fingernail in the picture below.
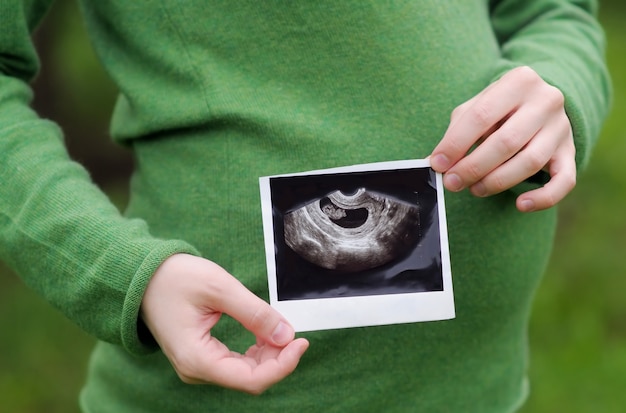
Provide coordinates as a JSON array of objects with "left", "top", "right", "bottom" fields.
[
  {"left": 519, "top": 199, "right": 535, "bottom": 212},
  {"left": 472, "top": 182, "right": 487, "bottom": 197},
  {"left": 444, "top": 173, "right": 463, "bottom": 192},
  {"left": 431, "top": 154, "right": 450, "bottom": 171},
  {"left": 272, "top": 321, "right": 293, "bottom": 345}
]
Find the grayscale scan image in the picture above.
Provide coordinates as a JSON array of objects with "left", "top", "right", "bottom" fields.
[{"left": 269, "top": 167, "right": 443, "bottom": 301}]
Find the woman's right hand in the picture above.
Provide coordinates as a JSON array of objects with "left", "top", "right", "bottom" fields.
[{"left": 140, "top": 253, "right": 309, "bottom": 394}]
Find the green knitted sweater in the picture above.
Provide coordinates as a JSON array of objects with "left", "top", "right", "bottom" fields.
[{"left": 0, "top": 1, "right": 610, "bottom": 412}]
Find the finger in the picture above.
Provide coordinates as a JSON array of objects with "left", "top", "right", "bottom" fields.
[
  {"left": 467, "top": 107, "right": 571, "bottom": 197},
  {"left": 431, "top": 75, "right": 522, "bottom": 172},
  {"left": 257, "top": 338, "right": 309, "bottom": 383},
  {"left": 245, "top": 339, "right": 281, "bottom": 363},
  {"left": 244, "top": 338, "right": 310, "bottom": 393},
  {"left": 516, "top": 139, "right": 577, "bottom": 212},
  {"left": 447, "top": 105, "right": 548, "bottom": 191},
  {"left": 467, "top": 124, "right": 559, "bottom": 198},
  {"left": 202, "top": 338, "right": 310, "bottom": 395},
  {"left": 215, "top": 275, "right": 295, "bottom": 347},
  {"left": 168, "top": 335, "right": 233, "bottom": 385}
]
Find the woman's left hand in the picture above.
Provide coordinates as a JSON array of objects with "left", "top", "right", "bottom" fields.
[{"left": 430, "top": 66, "right": 576, "bottom": 212}]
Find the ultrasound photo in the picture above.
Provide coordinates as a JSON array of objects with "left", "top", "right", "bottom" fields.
[{"left": 260, "top": 159, "right": 454, "bottom": 332}]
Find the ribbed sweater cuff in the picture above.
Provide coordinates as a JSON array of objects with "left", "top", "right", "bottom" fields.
[{"left": 121, "top": 240, "right": 201, "bottom": 356}]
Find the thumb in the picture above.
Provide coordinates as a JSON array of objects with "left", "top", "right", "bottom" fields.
[{"left": 216, "top": 276, "right": 295, "bottom": 347}]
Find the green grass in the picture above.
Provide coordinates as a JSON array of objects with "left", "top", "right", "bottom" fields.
[{"left": 1, "top": 4, "right": 625, "bottom": 413}]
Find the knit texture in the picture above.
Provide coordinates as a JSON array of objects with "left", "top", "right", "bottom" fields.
[{"left": 0, "top": 1, "right": 610, "bottom": 412}]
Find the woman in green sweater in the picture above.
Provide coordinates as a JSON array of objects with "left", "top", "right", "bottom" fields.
[{"left": 0, "top": 1, "right": 610, "bottom": 412}]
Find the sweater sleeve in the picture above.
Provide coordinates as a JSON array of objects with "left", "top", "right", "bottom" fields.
[
  {"left": 489, "top": 0, "right": 611, "bottom": 171},
  {"left": 0, "top": 2, "right": 200, "bottom": 355}
]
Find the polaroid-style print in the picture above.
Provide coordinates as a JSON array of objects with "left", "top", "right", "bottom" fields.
[{"left": 259, "top": 159, "right": 454, "bottom": 332}]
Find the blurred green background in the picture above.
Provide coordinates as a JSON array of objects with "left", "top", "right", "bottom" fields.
[{"left": 0, "top": 1, "right": 625, "bottom": 412}]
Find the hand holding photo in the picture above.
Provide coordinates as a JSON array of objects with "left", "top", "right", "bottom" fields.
[{"left": 259, "top": 159, "right": 454, "bottom": 332}]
